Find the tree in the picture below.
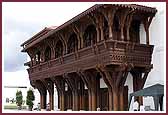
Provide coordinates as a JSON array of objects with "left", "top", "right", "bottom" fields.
[
  {"left": 16, "top": 90, "right": 23, "bottom": 110},
  {"left": 26, "top": 88, "right": 35, "bottom": 111}
]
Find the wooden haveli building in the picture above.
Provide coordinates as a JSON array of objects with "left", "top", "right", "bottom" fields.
[{"left": 21, "top": 4, "right": 157, "bottom": 111}]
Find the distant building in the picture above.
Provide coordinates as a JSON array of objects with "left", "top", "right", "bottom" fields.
[{"left": 3, "top": 86, "right": 28, "bottom": 105}]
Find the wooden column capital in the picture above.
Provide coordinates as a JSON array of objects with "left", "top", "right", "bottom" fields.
[
  {"left": 41, "top": 79, "right": 54, "bottom": 94},
  {"left": 32, "top": 80, "right": 47, "bottom": 95},
  {"left": 143, "top": 16, "right": 154, "bottom": 45},
  {"left": 125, "top": 11, "right": 135, "bottom": 41},
  {"left": 50, "top": 77, "right": 65, "bottom": 93},
  {"left": 117, "top": 9, "right": 131, "bottom": 41},
  {"left": 107, "top": 8, "right": 116, "bottom": 39},
  {"left": 63, "top": 73, "right": 79, "bottom": 92}
]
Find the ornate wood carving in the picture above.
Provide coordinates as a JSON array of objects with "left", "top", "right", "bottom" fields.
[
  {"left": 97, "top": 63, "right": 133, "bottom": 111},
  {"left": 63, "top": 73, "right": 79, "bottom": 111},
  {"left": 33, "top": 80, "right": 47, "bottom": 109},
  {"left": 41, "top": 79, "right": 54, "bottom": 110},
  {"left": 143, "top": 16, "right": 154, "bottom": 45},
  {"left": 50, "top": 76, "right": 65, "bottom": 111},
  {"left": 23, "top": 4, "right": 157, "bottom": 111}
]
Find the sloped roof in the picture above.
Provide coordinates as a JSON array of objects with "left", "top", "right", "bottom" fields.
[
  {"left": 21, "top": 26, "right": 57, "bottom": 48},
  {"left": 130, "top": 84, "right": 164, "bottom": 97},
  {"left": 21, "top": 4, "right": 157, "bottom": 51}
]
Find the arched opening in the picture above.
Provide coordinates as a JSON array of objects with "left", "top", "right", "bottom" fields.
[
  {"left": 67, "top": 33, "right": 78, "bottom": 54},
  {"left": 83, "top": 24, "right": 97, "bottom": 48},
  {"left": 55, "top": 40, "right": 63, "bottom": 58},
  {"left": 44, "top": 46, "right": 51, "bottom": 62},
  {"left": 35, "top": 50, "right": 41, "bottom": 64}
]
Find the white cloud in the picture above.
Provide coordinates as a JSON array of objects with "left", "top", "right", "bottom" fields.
[
  {"left": 2, "top": 2, "right": 165, "bottom": 108},
  {"left": 2, "top": 2, "right": 95, "bottom": 27}
]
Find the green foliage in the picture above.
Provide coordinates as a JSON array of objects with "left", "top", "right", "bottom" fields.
[
  {"left": 26, "top": 88, "right": 35, "bottom": 109},
  {"left": 15, "top": 90, "right": 23, "bottom": 107}
]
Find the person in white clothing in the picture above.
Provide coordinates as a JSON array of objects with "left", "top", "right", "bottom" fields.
[{"left": 133, "top": 98, "right": 139, "bottom": 111}]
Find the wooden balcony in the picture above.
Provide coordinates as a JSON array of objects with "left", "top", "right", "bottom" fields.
[{"left": 27, "top": 39, "right": 153, "bottom": 80}]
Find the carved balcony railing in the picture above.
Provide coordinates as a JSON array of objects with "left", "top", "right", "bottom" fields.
[{"left": 27, "top": 39, "right": 153, "bottom": 80}]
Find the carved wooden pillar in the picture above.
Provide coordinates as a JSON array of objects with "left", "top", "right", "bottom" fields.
[
  {"left": 71, "top": 24, "right": 81, "bottom": 49},
  {"left": 107, "top": 9, "right": 116, "bottom": 39},
  {"left": 78, "top": 70, "right": 98, "bottom": 111},
  {"left": 88, "top": 89, "right": 92, "bottom": 111},
  {"left": 91, "top": 88, "right": 97, "bottom": 111},
  {"left": 32, "top": 80, "right": 47, "bottom": 110},
  {"left": 96, "top": 66, "right": 113, "bottom": 111},
  {"left": 41, "top": 79, "right": 54, "bottom": 111},
  {"left": 119, "top": 86, "right": 124, "bottom": 111},
  {"left": 57, "top": 91, "right": 60, "bottom": 109},
  {"left": 99, "top": 16, "right": 104, "bottom": 41},
  {"left": 40, "top": 93, "right": 47, "bottom": 110},
  {"left": 27, "top": 49, "right": 35, "bottom": 66},
  {"left": 112, "top": 86, "right": 119, "bottom": 111},
  {"left": 119, "top": 10, "right": 129, "bottom": 41},
  {"left": 96, "top": 27, "right": 100, "bottom": 42},
  {"left": 57, "top": 33, "right": 67, "bottom": 55},
  {"left": 125, "top": 13, "right": 134, "bottom": 41},
  {"left": 60, "top": 91, "right": 65, "bottom": 111},
  {"left": 131, "top": 65, "right": 152, "bottom": 105},
  {"left": 80, "top": 33, "right": 84, "bottom": 49},
  {"left": 51, "top": 77, "right": 65, "bottom": 111},
  {"left": 79, "top": 80, "right": 85, "bottom": 110},
  {"left": 40, "top": 51, "right": 44, "bottom": 62},
  {"left": 51, "top": 48, "right": 55, "bottom": 60},
  {"left": 108, "top": 88, "right": 113, "bottom": 111},
  {"left": 97, "top": 63, "right": 132, "bottom": 111},
  {"left": 46, "top": 39, "right": 56, "bottom": 60},
  {"left": 63, "top": 73, "right": 79, "bottom": 111},
  {"left": 143, "top": 16, "right": 154, "bottom": 45},
  {"left": 96, "top": 75, "right": 100, "bottom": 108},
  {"left": 32, "top": 56, "right": 36, "bottom": 65}
]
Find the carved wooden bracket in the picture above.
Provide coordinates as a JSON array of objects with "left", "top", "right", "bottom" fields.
[
  {"left": 87, "top": 13, "right": 98, "bottom": 26},
  {"left": 125, "top": 10, "right": 135, "bottom": 41},
  {"left": 63, "top": 73, "right": 78, "bottom": 92},
  {"left": 96, "top": 63, "right": 133, "bottom": 91},
  {"left": 70, "top": 24, "right": 81, "bottom": 49},
  {"left": 143, "top": 16, "right": 154, "bottom": 45},
  {"left": 77, "top": 70, "right": 90, "bottom": 89},
  {"left": 107, "top": 8, "right": 117, "bottom": 38},
  {"left": 41, "top": 79, "right": 54, "bottom": 94},
  {"left": 50, "top": 77, "right": 65, "bottom": 93},
  {"left": 27, "top": 48, "right": 36, "bottom": 59},
  {"left": 57, "top": 33, "right": 67, "bottom": 54},
  {"left": 119, "top": 9, "right": 130, "bottom": 41},
  {"left": 77, "top": 70, "right": 97, "bottom": 92},
  {"left": 131, "top": 64, "right": 153, "bottom": 91},
  {"left": 33, "top": 80, "right": 47, "bottom": 95},
  {"left": 96, "top": 65, "right": 111, "bottom": 89}
]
